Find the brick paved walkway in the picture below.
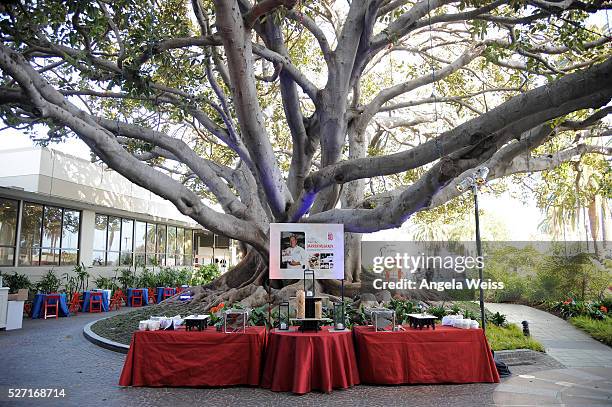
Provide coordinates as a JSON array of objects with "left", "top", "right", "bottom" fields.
[
  {"left": 485, "top": 302, "right": 612, "bottom": 368},
  {"left": 0, "top": 307, "right": 609, "bottom": 406}
]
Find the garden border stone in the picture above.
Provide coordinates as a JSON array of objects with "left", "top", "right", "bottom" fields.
[{"left": 83, "top": 317, "right": 130, "bottom": 354}]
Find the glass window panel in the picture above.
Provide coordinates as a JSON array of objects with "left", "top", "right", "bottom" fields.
[
  {"left": 0, "top": 198, "right": 18, "bottom": 247},
  {"left": 157, "top": 224, "right": 166, "bottom": 254},
  {"left": 121, "top": 219, "right": 134, "bottom": 253},
  {"left": 61, "top": 209, "right": 80, "bottom": 249},
  {"left": 21, "top": 248, "right": 41, "bottom": 267},
  {"left": 199, "top": 233, "right": 214, "bottom": 247},
  {"left": 215, "top": 235, "right": 230, "bottom": 248},
  {"left": 41, "top": 206, "right": 62, "bottom": 249},
  {"left": 166, "top": 255, "right": 176, "bottom": 267},
  {"left": 184, "top": 230, "right": 192, "bottom": 255},
  {"left": 19, "top": 203, "right": 43, "bottom": 265},
  {"left": 183, "top": 255, "right": 192, "bottom": 266},
  {"left": 176, "top": 254, "right": 183, "bottom": 266},
  {"left": 167, "top": 226, "right": 176, "bottom": 256},
  {"left": 134, "top": 221, "right": 146, "bottom": 253},
  {"left": 92, "top": 251, "right": 105, "bottom": 266},
  {"left": 93, "top": 214, "right": 108, "bottom": 251},
  {"left": 146, "top": 223, "right": 156, "bottom": 253},
  {"left": 60, "top": 249, "right": 78, "bottom": 266},
  {"left": 120, "top": 252, "right": 133, "bottom": 266},
  {"left": 146, "top": 253, "right": 157, "bottom": 266},
  {"left": 106, "top": 251, "right": 119, "bottom": 266},
  {"left": 107, "top": 216, "right": 121, "bottom": 252},
  {"left": 135, "top": 253, "right": 146, "bottom": 267},
  {"left": 176, "top": 227, "right": 184, "bottom": 255},
  {"left": 40, "top": 248, "right": 59, "bottom": 266},
  {"left": 0, "top": 247, "right": 15, "bottom": 266}
]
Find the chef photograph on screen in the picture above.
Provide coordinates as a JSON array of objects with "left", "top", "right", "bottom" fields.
[{"left": 280, "top": 232, "right": 308, "bottom": 269}]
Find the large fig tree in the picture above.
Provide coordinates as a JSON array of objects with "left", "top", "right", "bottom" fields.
[{"left": 0, "top": 0, "right": 610, "bottom": 302}]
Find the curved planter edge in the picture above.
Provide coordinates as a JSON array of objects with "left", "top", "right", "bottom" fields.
[{"left": 83, "top": 317, "right": 130, "bottom": 354}]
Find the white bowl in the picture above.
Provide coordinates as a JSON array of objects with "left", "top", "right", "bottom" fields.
[
  {"left": 138, "top": 320, "right": 148, "bottom": 331},
  {"left": 148, "top": 320, "right": 161, "bottom": 331}
]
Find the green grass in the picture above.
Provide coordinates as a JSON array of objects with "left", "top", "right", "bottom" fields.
[
  {"left": 486, "top": 323, "right": 545, "bottom": 352},
  {"left": 569, "top": 316, "right": 612, "bottom": 346}
]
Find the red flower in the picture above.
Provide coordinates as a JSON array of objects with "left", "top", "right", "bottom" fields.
[
  {"left": 601, "top": 305, "right": 608, "bottom": 313},
  {"left": 210, "top": 302, "right": 225, "bottom": 314}
]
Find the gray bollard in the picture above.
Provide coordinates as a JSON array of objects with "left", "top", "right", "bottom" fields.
[{"left": 522, "top": 320, "right": 530, "bottom": 336}]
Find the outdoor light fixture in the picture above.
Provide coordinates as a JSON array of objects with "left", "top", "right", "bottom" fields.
[
  {"left": 456, "top": 167, "right": 489, "bottom": 192},
  {"left": 455, "top": 176, "right": 474, "bottom": 192},
  {"left": 333, "top": 302, "right": 345, "bottom": 330},
  {"left": 455, "top": 166, "right": 490, "bottom": 333},
  {"left": 304, "top": 269, "right": 315, "bottom": 298},
  {"left": 278, "top": 302, "right": 290, "bottom": 330},
  {"left": 474, "top": 167, "right": 489, "bottom": 185}
]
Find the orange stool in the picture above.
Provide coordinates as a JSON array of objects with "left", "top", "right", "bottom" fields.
[
  {"left": 147, "top": 288, "right": 156, "bottom": 305},
  {"left": 44, "top": 294, "right": 61, "bottom": 319},
  {"left": 109, "top": 289, "right": 125, "bottom": 311},
  {"left": 132, "top": 289, "right": 144, "bottom": 307},
  {"left": 116, "top": 289, "right": 127, "bottom": 305},
  {"left": 68, "top": 292, "right": 81, "bottom": 315},
  {"left": 89, "top": 292, "right": 103, "bottom": 313},
  {"left": 24, "top": 301, "right": 33, "bottom": 317}
]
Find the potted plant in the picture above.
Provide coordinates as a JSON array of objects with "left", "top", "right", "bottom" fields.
[
  {"left": 36, "top": 270, "right": 61, "bottom": 294},
  {"left": 2, "top": 272, "right": 32, "bottom": 294}
]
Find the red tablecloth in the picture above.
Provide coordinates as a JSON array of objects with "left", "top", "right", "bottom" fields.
[
  {"left": 353, "top": 325, "right": 499, "bottom": 384},
  {"left": 261, "top": 326, "right": 360, "bottom": 394},
  {"left": 119, "top": 326, "right": 267, "bottom": 387}
]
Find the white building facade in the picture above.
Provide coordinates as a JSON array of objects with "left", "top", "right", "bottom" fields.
[{"left": 0, "top": 147, "right": 236, "bottom": 282}]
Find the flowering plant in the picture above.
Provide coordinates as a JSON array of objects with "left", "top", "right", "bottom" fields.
[{"left": 208, "top": 302, "right": 226, "bottom": 325}]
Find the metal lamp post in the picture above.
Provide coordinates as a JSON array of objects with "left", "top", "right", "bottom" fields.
[{"left": 456, "top": 167, "right": 489, "bottom": 333}]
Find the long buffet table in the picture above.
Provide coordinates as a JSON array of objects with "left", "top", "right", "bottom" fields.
[
  {"left": 119, "top": 326, "right": 266, "bottom": 387},
  {"left": 119, "top": 324, "right": 499, "bottom": 392},
  {"left": 353, "top": 325, "right": 500, "bottom": 384}
]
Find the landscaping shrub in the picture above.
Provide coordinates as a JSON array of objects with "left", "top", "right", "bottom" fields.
[
  {"left": 191, "top": 264, "right": 220, "bottom": 286},
  {"left": 428, "top": 305, "right": 446, "bottom": 319},
  {"left": 117, "top": 268, "right": 135, "bottom": 290},
  {"left": 388, "top": 298, "right": 417, "bottom": 324},
  {"left": 36, "top": 270, "right": 61, "bottom": 293},
  {"left": 486, "top": 323, "right": 545, "bottom": 352},
  {"left": 533, "top": 253, "right": 609, "bottom": 302},
  {"left": 490, "top": 312, "right": 507, "bottom": 327},
  {"left": 135, "top": 268, "right": 157, "bottom": 288},
  {"left": 93, "top": 275, "right": 117, "bottom": 291},
  {"left": 463, "top": 309, "right": 477, "bottom": 320},
  {"left": 569, "top": 316, "right": 612, "bottom": 346},
  {"left": 549, "top": 298, "right": 610, "bottom": 320}
]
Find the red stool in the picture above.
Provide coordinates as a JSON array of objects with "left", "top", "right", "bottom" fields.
[
  {"left": 131, "top": 289, "right": 143, "bottom": 307},
  {"left": 44, "top": 294, "right": 61, "bottom": 319},
  {"left": 68, "top": 292, "right": 81, "bottom": 315},
  {"left": 89, "top": 292, "right": 103, "bottom": 313},
  {"left": 162, "top": 287, "right": 175, "bottom": 301},
  {"left": 147, "top": 288, "right": 156, "bottom": 305}
]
